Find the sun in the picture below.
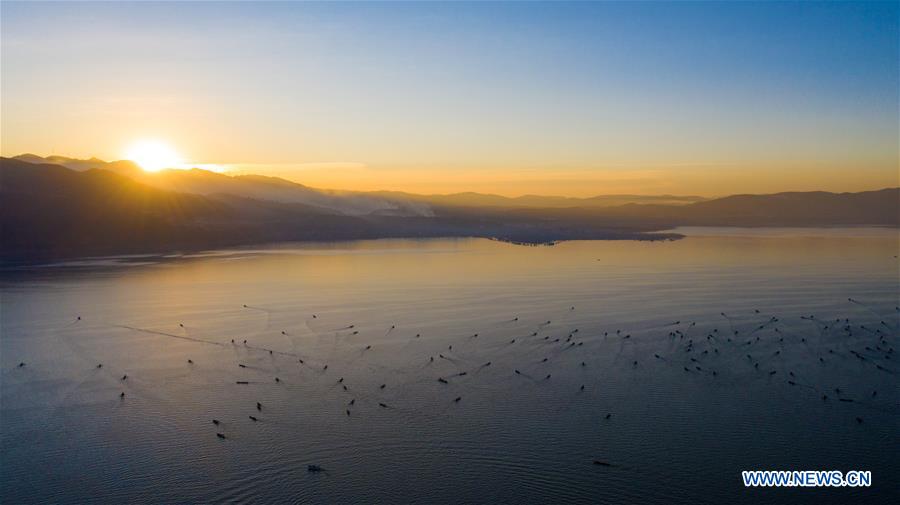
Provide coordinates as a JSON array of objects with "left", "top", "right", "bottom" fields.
[{"left": 124, "top": 140, "right": 184, "bottom": 172}]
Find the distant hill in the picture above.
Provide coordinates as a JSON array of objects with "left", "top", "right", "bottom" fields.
[
  {"left": 367, "top": 190, "right": 706, "bottom": 208},
  {"left": 499, "top": 188, "right": 900, "bottom": 229},
  {"left": 0, "top": 158, "right": 382, "bottom": 259},
  {"left": 13, "top": 153, "right": 144, "bottom": 177},
  {"left": 1, "top": 157, "right": 678, "bottom": 260},
  {"left": 10, "top": 154, "right": 433, "bottom": 217},
  {"left": 2, "top": 156, "right": 897, "bottom": 261},
  {"left": 672, "top": 190, "right": 900, "bottom": 226},
  {"left": 1, "top": 158, "right": 233, "bottom": 258},
  {"left": 11, "top": 155, "right": 705, "bottom": 211}
]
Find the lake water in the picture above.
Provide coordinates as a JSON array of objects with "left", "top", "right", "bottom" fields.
[{"left": 1, "top": 228, "right": 897, "bottom": 504}]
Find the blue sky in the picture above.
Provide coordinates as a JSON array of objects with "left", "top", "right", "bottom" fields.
[{"left": 2, "top": 1, "right": 897, "bottom": 195}]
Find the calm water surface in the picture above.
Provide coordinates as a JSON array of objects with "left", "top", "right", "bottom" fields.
[{"left": 2, "top": 228, "right": 898, "bottom": 504}]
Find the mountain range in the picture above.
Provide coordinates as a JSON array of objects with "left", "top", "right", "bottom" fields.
[
  {"left": 10, "top": 155, "right": 708, "bottom": 212},
  {"left": 2, "top": 155, "right": 897, "bottom": 261}
]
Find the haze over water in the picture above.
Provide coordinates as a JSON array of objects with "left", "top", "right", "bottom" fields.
[{"left": 1, "top": 228, "right": 897, "bottom": 504}]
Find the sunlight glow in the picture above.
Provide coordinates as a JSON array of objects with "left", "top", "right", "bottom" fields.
[{"left": 124, "top": 140, "right": 184, "bottom": 172}]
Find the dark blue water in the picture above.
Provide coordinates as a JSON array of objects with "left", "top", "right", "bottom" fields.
[{"left": 2, "top": 229, "right": 898, "bottom": 503}]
